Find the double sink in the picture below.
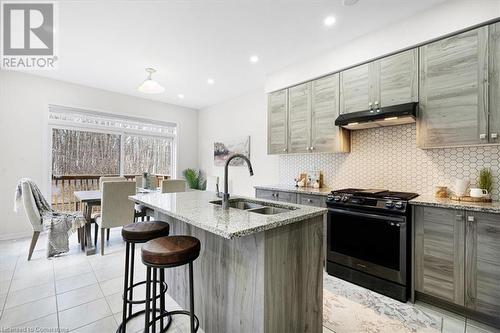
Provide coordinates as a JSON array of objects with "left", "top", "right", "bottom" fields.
[{"left": 210, "top": 198, "right": 297, "bottom": 215}]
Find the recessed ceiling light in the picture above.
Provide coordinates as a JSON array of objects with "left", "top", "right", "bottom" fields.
[
  {"left": 178, "top": 94, "right": 184, "bottom": 99},
  {"left": 343, "top": 0, "right": 359, "bottom": 6},
  {"left": 324, "top": 16, "right": 336, "bottom": 27},
  {"left": 249, "top": 55, "right": 259, "bottom": 63},
  {"left": 207, "top": 78, "right": 215, "bottom": 85}
]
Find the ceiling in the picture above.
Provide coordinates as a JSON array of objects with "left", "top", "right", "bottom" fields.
[{"left": 28, "top": 0, "right": 447, "bottom": 109}]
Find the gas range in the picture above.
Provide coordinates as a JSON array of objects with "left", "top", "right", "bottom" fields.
[{"left": 326, "top": 188, "right": 419, "bottom": 214}]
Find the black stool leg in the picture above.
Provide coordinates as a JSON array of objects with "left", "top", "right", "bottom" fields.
[
  {"left": 122, "top": 242, "right": 130, "bottom": 333},
  {"left": 128, "top": 243, "right": 135, "bottom": 316},
  {"left": 152, "top": 268, "right": 157, "bottom": 333},
  {"left": 145, "top": 266, "right": 151, "bottom": 333},
  {"left": 189, "top": 262, "right": 195, "bottom": 333},
  {"left": 160, "top": 269, "right": 165, "bottom": 331}
]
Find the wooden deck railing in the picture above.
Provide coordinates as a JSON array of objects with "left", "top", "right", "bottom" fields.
[{"left": 51, "top": 174, "right": 170, "bottom": 211}]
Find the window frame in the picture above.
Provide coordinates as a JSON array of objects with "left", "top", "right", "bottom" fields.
[{"left": 47, "top": 105, "right": 177, "bottom": 197}]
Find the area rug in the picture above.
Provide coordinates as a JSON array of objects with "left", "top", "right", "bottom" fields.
[{"left": 323, "top": 274, "right": 442, "bottom": 333}]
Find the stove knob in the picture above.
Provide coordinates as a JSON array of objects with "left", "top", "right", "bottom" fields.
[
  {"left": 342, "top": 196, "right": 349, "bottom": 202},
  {"left": 333, "top": 195, "right": 341, "bottom": 201},
  {"left": 385, "top": 200, "right": 394, "bottom": 208},
  {"left": 395, "top": 201, "right": 404, "bottom": 209}
]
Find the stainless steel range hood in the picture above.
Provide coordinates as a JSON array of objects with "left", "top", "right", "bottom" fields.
[{"left": 335, "top": 102, "right": 417, "bottom": 130}]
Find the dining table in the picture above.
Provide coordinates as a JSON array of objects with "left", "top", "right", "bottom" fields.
[{"left": 74, "top": 187, "right": 160, "bottom": 255}]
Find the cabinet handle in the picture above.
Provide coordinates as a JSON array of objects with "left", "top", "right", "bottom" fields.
[
  {"left": 467, "top": 215, "right": 475, "bottom": 222},
  {"left": 491, "top": 133, "right": 498, "bottom": 140},
  {"left": 374, "top": 101, "right": 379, "bottom": 105},
  {"left": 283, "top": 148, "right": 287, "bottom": 152},
  {"left": 480, "top": 133, "right": 487, "bottom": 140},
  {"left": 310, "top": 146, "right": 314, "bottom": 151},
  {"left": 308, "top": 199, "right": 313, "bottom": 203}
]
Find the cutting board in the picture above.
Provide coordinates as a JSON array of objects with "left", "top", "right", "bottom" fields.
[{"left": 449, "top": 195, "right": 492, "bottom": 203}]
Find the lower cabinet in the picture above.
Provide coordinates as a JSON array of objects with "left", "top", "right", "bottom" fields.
[
  {"left": 414, "top": 206, "right": 465, "bottom": 305},
  {"left": 255, "top": 189, "right": 297, "bottom": 203},
  {"left": 414, "top": 206, "right": 500, "bottom": 322},
  {"left": 465, "top": 211, "right": 500, "bottom": 319},
  {"left": 297, "top": 193, "right": 326, "bottom": 207}
]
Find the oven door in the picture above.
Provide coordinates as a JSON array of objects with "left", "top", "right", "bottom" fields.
[{"left": 327, "top": 207, "right": 407, "bottom": 285}]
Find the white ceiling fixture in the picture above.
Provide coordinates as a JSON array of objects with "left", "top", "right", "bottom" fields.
[
  {"left": 249, "top": 55, "right": 259, "bottom": 63},
  {"left": 137, "top": 68, "right": 165, "bottom": 94},
  {"left": 178, "top": 94, "right": 185, "bottom": 99},
  {"left": 28, "top": 0, "right": 447, "bottom": 108},
  {"left": 323, "top": 16, "right": 336, "bottom": 27},
  {"left": 207, "top": 78, "right": 215, "bottom": 85}
]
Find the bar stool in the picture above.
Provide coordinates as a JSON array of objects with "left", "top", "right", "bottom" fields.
[
  {"left": 141, "top": 236, "right": 201, "bottom": 333},
  {"left": 118, "top": 221, "right": 171, "bottom": 333}
]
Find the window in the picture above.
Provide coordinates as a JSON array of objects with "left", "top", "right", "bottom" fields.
[{"left": 48, "top": 106, "right": 176, "bottom": 210}]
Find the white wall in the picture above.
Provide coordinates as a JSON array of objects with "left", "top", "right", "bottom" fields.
[
  {"left": 0, "top": 70, "right": 198, "bottom": 239},
  {"left": 198, "top": 88, "right": 279, "bottom": 197},
  {"left": 266, "top": 0, "right": 500, "bottom": 92}
]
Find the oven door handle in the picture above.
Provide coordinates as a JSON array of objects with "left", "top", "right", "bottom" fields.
[{"left": 328, "top": 208, "right": 406, "bottom": 223}]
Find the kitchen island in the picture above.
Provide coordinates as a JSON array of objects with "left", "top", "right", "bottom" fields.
[{"left": 130, "top": 191, "right": 326, "bottom": 333}]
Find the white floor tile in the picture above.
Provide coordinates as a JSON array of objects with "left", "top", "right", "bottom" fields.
[
  {"left": 93, "top": 263, "right": 124, "bottom": 282},
  {"left": 59, "top": 297, "right": 112, "bottom": 331},
  {"left": 12, "top": 313, "right": 58, "bottom": 332},
  {"left": 57, "top": 283, "right": 104, "bottom": 311},
  {"left": 99, "top": 276, "right": 124, "bottom": 296},
  {"left": 70, "top": 315, "right": 117, "bottom": 333},
  {"left": 0, "top": 296, "right": 57, "bottom": 327},
  {"left": 4, "top": 282, "right": 55, "bottom": 309},
  {"left": 0, "top": 269, "right": 14, "bottom": 283},
  {"left": 9, "top": 273, "right": 54, "bottom": 293},
  {"left": 54, "top": 261, "right": 92, "bottom": 281},
  {"left": 56, "top": 271, "right": 97, "bottom": 294}
]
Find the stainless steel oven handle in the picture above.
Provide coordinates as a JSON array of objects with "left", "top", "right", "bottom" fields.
[{"left": 328, "top": 208, "right": 406, "bottom": 223}]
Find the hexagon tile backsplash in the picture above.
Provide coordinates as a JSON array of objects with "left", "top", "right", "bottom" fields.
[{"left": 279, "top": 124, "right": 500, "bottom": 200}]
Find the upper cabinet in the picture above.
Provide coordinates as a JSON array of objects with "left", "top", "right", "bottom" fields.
[
  {"left": 417, "top": 27, "right": 489, "bottom": 148},
  {"left": 288, "top": 82, "right": 312, "bottom": 154},
  {"left": 267, "top": 90, "right": 288, "bottom": 154},
  {"left": 340, "top": 49, "right": 418, "bottom": 114},
  {"left": 311, "top": 74, "right": 350, "bottom": 153},
  {"left": 267, "top": 74, "right": 350, "bottom": 155},
  {"left": 489, "top": 22, "right": 500, "bottom": 144},
  {"left": 377, "top": 49, "right": 419, "bottom": 107},
  {"left": 340, "top": 63, "right": 372, "bottom": 114}
]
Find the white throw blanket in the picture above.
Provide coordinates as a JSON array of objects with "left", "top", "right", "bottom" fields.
[{"left": 14, "top": 178, "right": 86, "bottom": 258}]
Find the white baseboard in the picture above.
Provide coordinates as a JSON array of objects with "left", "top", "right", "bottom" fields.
[{"left": 0, "top": 230, "right": 33, "bottom": 241}]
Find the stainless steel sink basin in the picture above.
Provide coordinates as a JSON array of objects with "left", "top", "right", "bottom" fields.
[{"left": 210, "top": 199, "right": 296, "bottom": 215}]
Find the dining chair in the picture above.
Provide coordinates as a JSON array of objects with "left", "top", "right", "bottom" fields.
[
  {"left": 161, "top": 179, "right": 187, "bottom": 193},
  {"left": 95, "top": 181, "right": 136, "bottom": 255},
  {"left": 20, "top": 182, "right": 43, "bottom": 260},
  {"left": 135, "top": 175, "right": 160, "bottom": 189},
  {"left": 98, "top": 176, "right": 127, "bottom": 190},
  {"left": 205, "top": 176, "right": 219, "bottom": 193}
]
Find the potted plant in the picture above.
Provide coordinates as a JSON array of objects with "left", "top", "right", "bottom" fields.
[
  {"left": 478, "top": 168, "right": 493, "bottom": 199},
  {"left": 182, "top": 168, "right": 205, "bottom": 190}
]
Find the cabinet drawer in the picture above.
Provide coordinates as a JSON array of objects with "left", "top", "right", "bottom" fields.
[
  {"left": 297, "top": 194, "right": 326, "bottom": 207},
  {"left": 277, "top": 191, "right": 297, "bottom": 203},
  {"left": 255, "top": 189, "right": 277, "bottom": 201}
]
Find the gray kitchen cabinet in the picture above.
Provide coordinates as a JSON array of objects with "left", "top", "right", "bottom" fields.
[
  {"left": 465, "top": 211, "right": 500, "bottom": 319},
  {"left": 311, "top": 74, "right": 350, "bottom": 153},
  {"left": 255, "top": 189, "right": 297, "bottom": 204},
  {"left": 489, "top": 22, "right": 500, "bottom": 144},
  {"left": 377, "top": 49, "right": 418, "bottom": 107},
  {"left": 417, "top": 26, "right": 489, "bottom": 148},
  {"left": 414, "top": 206, "right": 465, "bottom": 306},
  {"left": 340, "top": 49, "right": 418, "bottom": 115},
  {"left": 297, "top": 193, "right": 326, "bottom": 208},
  {"left": 268, "top": 89, "right": 288, "bottom": 154},
  {"left": 340, "top": 63, "right": 372, "bottom": 114},
  {"left": 288, "top": 82, "right": 311, "bottom": 154}
]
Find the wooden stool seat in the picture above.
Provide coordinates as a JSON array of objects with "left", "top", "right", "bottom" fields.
[
  {"left": 142, "top": 236, "right": 201, "bottom": 266},
  {"left": 121, "top": 221, "right": 170, "bottom": 243}
]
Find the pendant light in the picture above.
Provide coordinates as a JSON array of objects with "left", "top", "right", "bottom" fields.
[{"left": 138, "top": 68, "right": 165, "bottom": 94}]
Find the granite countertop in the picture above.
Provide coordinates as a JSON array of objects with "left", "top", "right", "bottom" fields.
[
  {"left": 410, "top": 195, "right": 500, "bottom": 213},
  {"left": 254, "top": 184, "right": 333, "bottom": 196},
  {"left": 130, "top": 191, "right": 327, "bottom": 239}
]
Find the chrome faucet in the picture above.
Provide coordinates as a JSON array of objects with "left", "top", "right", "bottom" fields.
[{"left": 222, "top": 154, "right": 254, "bottom": 209}]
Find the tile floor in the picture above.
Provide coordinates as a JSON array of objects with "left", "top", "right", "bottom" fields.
[{"left": 0, "top": 229, "right": 498, "bottom": 333}]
